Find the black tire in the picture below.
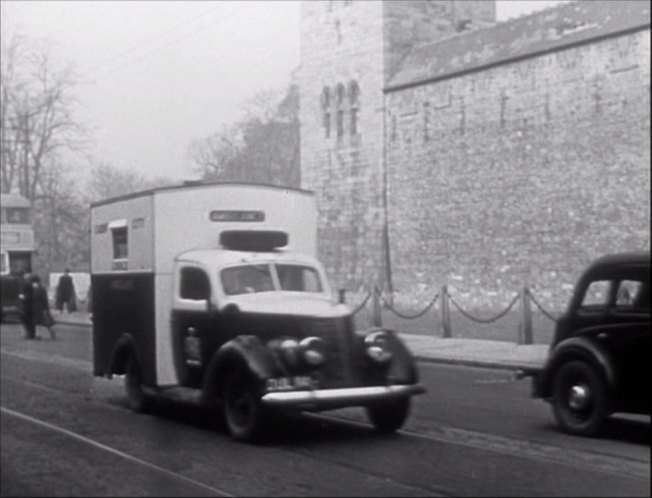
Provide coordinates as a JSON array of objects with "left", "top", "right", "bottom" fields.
[
  {"left": 125, "top": 356, "right": 150, "bottom": 413},
  {"left": 551, "top": 360, "right": 608, "bottom": 436},
  {"left": 222, "top": 369, "right": 266, "bottom": 442},
  {"left": 366, "top": 397, "right": 411, "bottom": 433}
]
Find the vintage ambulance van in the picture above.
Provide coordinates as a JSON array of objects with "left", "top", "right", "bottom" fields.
[{"left": 91, "top": 182, "right": 424, "bottom": 442}]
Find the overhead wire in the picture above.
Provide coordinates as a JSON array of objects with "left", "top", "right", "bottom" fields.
[
  {"left": 81, "top": 3, "right": 227, "bottom": 78},
  {"left": 87, "top": 2, "right": 258, "bottom": 80}
]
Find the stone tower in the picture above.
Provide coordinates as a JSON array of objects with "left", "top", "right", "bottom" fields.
[{"left": 298, "top": 1, "right": 496, "bottom": 292}]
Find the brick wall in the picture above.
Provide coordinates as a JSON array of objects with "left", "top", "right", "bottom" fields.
[{"left": 386, "top": 29, "right": 651, "bottom": 310}]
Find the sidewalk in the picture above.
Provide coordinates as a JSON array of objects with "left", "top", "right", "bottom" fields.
[{"left": 54, "top": 312, "right": 548, "bottom": 372}]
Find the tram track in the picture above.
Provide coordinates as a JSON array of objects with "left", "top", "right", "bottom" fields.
[
  {"left": 2, "top": 341, "right": 649, "bottom": 494},
  {"left": 1, "top": 405, "right": 234, "bottom": 497}
]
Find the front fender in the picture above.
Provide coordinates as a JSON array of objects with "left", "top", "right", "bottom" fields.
[
  {"left": 357, "top": 328, "right": 420, "bottom": 385},
  {"left": 201, "top": 335, "right": 281, "bottom": 405},
  {"left": 538, "top": 336, "right": 616, "bottom": 398}
]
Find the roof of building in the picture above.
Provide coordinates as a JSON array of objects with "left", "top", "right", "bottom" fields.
[
  {"left": 1, "top": 193, "right": 31, "bottom": 208},
  {"left": 386, "top": 0, "right": 651, "bottom": 92}
]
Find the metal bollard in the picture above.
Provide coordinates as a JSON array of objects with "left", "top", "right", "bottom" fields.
[
  {"left": 440, "top": 285, "right": 452, "bottom": 338},
  {"left": 519, "top": 286, "right": 533, "bottom": 345},
  {"left": 371, "top": 287, "right": 382, "bottom": 327}
]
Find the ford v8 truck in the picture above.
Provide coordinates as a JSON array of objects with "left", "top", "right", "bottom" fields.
[{"left": 91, "top": 182, "right": 425, "bottom": 442}]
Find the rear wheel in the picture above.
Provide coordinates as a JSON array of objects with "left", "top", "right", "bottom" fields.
[
  {"left": 125, "top": 356, "right": 150, "bottom": 413},
  {"left": 366, "top": 397, "right": 411, "bottom": 433},
  {"left": 551, "top": 360, "right": 608, "bottom": 436},
  {"left": 222, "top": 369, "right": 266, "bottom": 442}
]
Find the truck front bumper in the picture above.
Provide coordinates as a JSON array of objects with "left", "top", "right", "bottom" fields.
[{"left": 261, "top": 384, "right": 426, "bottom": 411}]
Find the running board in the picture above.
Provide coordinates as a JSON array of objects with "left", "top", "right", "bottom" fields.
[{"left": 144, "top": 386, "right": 204, "bottom": 405}]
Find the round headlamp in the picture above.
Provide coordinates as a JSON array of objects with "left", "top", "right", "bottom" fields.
[
  {"left": 299, "top": 336, "right": 328, "bottom": 368},
  {"left": 364, "top": 331, "right": 393, "bottom": 364},
  {"left": 279, "top": 338, "right": 301, "bottom": 369}
]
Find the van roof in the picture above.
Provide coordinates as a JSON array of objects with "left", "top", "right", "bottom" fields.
[
  {"left": 174, "top": 248, "right": 321, "bottom": 268},
  {"left": 90, "top": 181, "right": 314, "bottom": 208}
]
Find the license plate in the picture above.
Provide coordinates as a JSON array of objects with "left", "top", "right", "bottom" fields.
[{"left": 266, "top": 376, "right": 317, "bottom": 391}]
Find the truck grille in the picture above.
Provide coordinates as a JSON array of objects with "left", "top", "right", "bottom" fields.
[{"left": 298, "top": 316, "right": 354, "bottom": 388}]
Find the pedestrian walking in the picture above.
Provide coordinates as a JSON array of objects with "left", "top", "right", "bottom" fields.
[
  {"left": 30, "top": 275, "right": 56, "bottom": 340},
  {"left": 19, "top": 271, "right": 36, "bottom": 340},
  {"left": 56, "top": 268, "right": 76, "bottom": 313}
]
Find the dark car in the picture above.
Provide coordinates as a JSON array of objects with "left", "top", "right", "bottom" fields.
[
  {"left": 1, "top": 274, "right": 24, "bottom": 323},
  {"left": 523, "top": 251, "right": 650, "bottom": 436}
]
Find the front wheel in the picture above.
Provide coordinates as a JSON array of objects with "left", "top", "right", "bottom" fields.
[
  {"left": 551, "top": 360, "right": 608, "bottom": 436},
  {"left": 366, "top": 397, "right": 411, "bottom": 433},
  {"left": 222, "top": 369, "right": 266, "bottom": 442},
  {"left": 125, "top": 356, "right": 151, "bottom": 413}
]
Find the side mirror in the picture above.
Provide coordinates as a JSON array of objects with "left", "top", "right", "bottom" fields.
[{"left": 338, "top": 289, "right": 346, "bottom": 304}]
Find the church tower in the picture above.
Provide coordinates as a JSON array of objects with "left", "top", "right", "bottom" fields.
[{"left": 298, "top": 1, "right": 496, "bottom": 292}]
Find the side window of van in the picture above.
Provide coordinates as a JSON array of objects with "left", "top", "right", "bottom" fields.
[{"left": 180, "top": 267, "right": 211, "bottom": 301}]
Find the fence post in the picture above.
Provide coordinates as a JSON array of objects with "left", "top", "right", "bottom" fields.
[
  {"left": 440, "top": 285, "right": 452, "bottom": 338},
  {"left": 372, "top": 286, "right": 383, "bottom": 328},
  {"left": 519, "top": 286, "right": 533, "bottom": 345}
]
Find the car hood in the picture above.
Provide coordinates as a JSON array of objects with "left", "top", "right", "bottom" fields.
[{"left": 221, "top": 292, "right": 351, "bottom": 318}]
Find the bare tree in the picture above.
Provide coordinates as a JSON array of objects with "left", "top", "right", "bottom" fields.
[
  {"left": 188, "top": 84, "right": 300, "bottom": 187},
  {"left": 89, "top": 162, "right": 174, "bottom": 201},
  {"left": 1, "top": 32, "right": 84, "bottom": 200},
  {"left": 33, "top": 160, "right": 89, "bottom": 274}
]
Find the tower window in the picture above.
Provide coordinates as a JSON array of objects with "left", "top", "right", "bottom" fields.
[
  {"left": 336, "top": 110, "right": 344, "bottom": 139},
  {"left": 321, "top": 87, "right": 332, "bottom": 139}
]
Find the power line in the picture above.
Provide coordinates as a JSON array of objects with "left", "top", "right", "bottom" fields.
[
  {"left": 81, "top": 3, "right": 226, "bottom": 78},
  {"left": 85, "top": 2, "right": 252, "bottom": 80}
]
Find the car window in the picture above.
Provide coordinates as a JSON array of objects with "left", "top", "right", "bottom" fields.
[
  {"left": 276, "top": 264, "right": 323, "bottom": 293},
  {"left": 221, "top": 264, "right": 274, "bottom": 295},
  {"left": 580, "top": 280, "right": 611, "bottom": 308},
  {"left": 615, "top": 280, "right": 641, "bottom": 306},
  {"left": 180, "top": 267, "right": 211, "bottom": 300}
]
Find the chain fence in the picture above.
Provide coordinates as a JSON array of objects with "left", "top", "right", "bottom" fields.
[
  {"left": 349, "top": 284, "right": 562, "bottom": 344},
  {"left": 378, "top": 288, "right": 440, "bottom": 320},
  {"left": 527, "top": 290, "right": 559, "bottom": 322},
  {"left": 446, "top": 290, "right": 520, "bottom": 324}
]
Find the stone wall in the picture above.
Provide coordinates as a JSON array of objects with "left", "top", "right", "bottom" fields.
[
  {"left": 299, "top": 1, "right": 387, "bottom": 292},
  {"left": 299, "top": 1, "right": 495, "bottom": 292},
  {"left": 386, "top": 29, "right": 651, "bottom": 310}
]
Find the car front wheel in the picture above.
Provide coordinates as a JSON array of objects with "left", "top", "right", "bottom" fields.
[
  {"left": 222, "top": 369, "right": 266, "bottom": 442},
  {"left": 366, "top": 397, "right": 411, "bottom": 433},
  {"left": 551, "top": 360, "right": 608, "bottom": 436}
]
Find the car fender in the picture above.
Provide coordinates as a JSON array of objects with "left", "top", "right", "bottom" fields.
[
  {"left": 538, "top": 336, "right": 616, "bottom": 398},
  {"left": 359, "top": 328, "right": 420, "bottom": 385},
  {"left": 201, "top": 335, "right": 280, "bottom": 405}
]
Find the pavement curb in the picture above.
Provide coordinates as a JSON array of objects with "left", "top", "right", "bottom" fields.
[{"left": 413, "top": 355, "right": 541, "bottom": 372}]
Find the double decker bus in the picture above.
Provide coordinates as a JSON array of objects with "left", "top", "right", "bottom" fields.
[{"left": 1, "top": 193, "right": 35, "bottom": 321}]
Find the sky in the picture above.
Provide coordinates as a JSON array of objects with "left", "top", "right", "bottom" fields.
[{"left": 1, "top": 0, "right": 568, "bottom": 182}]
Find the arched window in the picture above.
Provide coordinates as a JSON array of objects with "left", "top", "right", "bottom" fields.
[
  {"left": 335, "top": 83, "right": 345, "bottom": 140},
  {"left": 320, "top": 87, "right": 331, "bottom": 138},
  {"left": 348, "top": 80, "right": 360, "bottom": 136}
]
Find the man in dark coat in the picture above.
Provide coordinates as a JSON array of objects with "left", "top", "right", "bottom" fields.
[
  {"left": 19, "top": 271, "right": 36, "bottom": 340},
  {"left": 31, "top": 275, "right": 55, "bottom": 340},
  {"left": 56, "top": 268, "right": 75, "bottom": 313}
]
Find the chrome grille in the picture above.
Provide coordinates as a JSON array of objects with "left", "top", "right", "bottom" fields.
[{"left": 298, "top": 316, "right": 353, "bottom": 387}]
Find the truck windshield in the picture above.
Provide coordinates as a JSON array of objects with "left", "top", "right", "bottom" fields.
[
  {"left": 276, "top": 264, "right": 323, "bottom": 292},
  {"left": 221, "top": 263, "right": 323, "bottom": 295},
  {"left": 222, "top": 264, "right": 274, "bottom": 295}
]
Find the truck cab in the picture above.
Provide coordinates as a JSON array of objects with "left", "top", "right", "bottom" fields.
[{"left": 91, "top": 182, "right": 424, "bottom": 442}]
